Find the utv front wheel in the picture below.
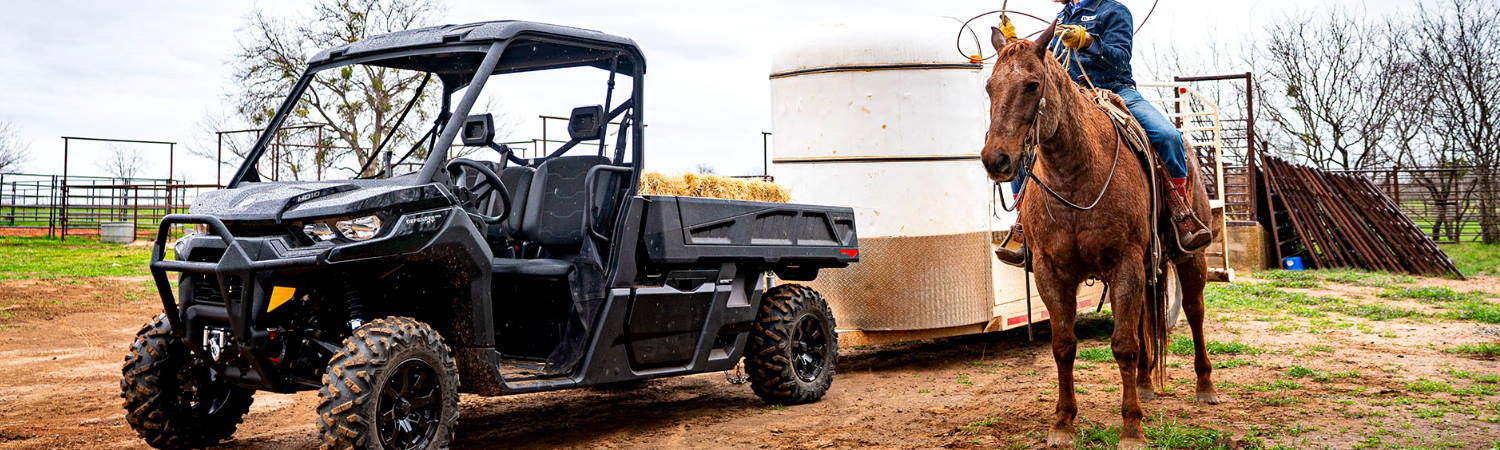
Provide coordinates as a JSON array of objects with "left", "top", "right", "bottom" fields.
[
  {"left": 745, "top": 284, "right": 837, "bottom": 405},
  {"left": 317, "top": 317, "right": 459, "bottom": 450},
  {"left": 121, "top": 314, "right": 255, "bottom": 449}
]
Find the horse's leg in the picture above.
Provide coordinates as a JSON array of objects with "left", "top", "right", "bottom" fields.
[
  {"left": 1109, "top": 261, "right": 1149, "bottom": 449},
  {"left": 1033, "top": 259, "right": 1080, "bottom": 447},
  {"left": 1179, "top": 254, "right": 1220, "bottom": 404}
]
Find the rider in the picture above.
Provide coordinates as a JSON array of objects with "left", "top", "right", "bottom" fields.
[{"left": 995, "top": 0, "right": 1213, "bottom": 266}]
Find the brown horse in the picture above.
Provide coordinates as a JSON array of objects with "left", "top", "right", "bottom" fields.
[{"left": 980, "top": 26, "right": 1220, "bottom": 448}]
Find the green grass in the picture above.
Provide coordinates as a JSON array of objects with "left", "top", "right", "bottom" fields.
[
  {"left": 1255, "top": 268, "right": 1416, "bottom": 288},
  {"left": 1407, "top": 378, "right": 1453, "bottom": 394},
  {"left": 1382, "top": 286, "right": 1487, "bottom": 303},
  {"left": 963, "top": 417, "right": 1000, "bottom": 431},
  {"left": 1285, "top": 365, "right": 1361, "bottom": 382},
  {"left": 1213, "top": 358, "right": 1260, "bottom": 369},
  {"left": 1167, "top": 335, "right": 1262, "bottom": 356},
  {"left": 1445, "top": 343, "right": 1500, "bottom": 358},
  {"left": 1204, "top": 282, "right": 1327, "bottom": 312},
  {"left": 1074, "top": 415, "right": 1232, "bottom": 449},
  {"left": 1212, "top": 279, "right": 1496, "bottom": 326},
  {"left": 1438, "top": 243, "right": 1500, "bottom": 277},
  {"left": 1077, "top": 347, "right": 1115, "bottom": 363},
  {"left": 1327, "top": 303, "right": 1427, "bottom": 321},
  {"left": 1241, "top": 379, "right": 1304, "bottom": 392},
  {"left": 1383, "top": 286, "right": 1500, "bottom": 324},
  {"left": 0, "top": 236, "right": 156, "bottom": 280},
  {"left": 1258, "top": 396, "right": 1301, "bottom": 406},
  {"left": 1285, "top": 365, "right": 1318, "bottom": 378}
]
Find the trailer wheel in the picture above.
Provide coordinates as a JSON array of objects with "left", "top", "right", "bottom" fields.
[
  {"left": 745, "top": 284, "right": 837, "bottom": 405},
  {"left": 316, "top": 317, "right": 458, "bottom": 450},
  {"left": 121, "top": 314, "right": 255, "bottom": 449}
]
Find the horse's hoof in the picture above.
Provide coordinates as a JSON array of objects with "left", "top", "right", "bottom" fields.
[
  {"left": 1196, "top": 390, "right": 1222, "bottom": 404},
  {"left": 1138, "top": 389, "right": 1156, "bottom": 402},
  {"left": 1118, "top": 437, "right": 1149, "bottom": 449},
  {"left": 1046, "top": 429, "right": 1075, "bottom": 447}
]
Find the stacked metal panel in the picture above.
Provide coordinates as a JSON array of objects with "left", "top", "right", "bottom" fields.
[{"left": 1261, "top": 156, "right": 1463, "bottom": 278}]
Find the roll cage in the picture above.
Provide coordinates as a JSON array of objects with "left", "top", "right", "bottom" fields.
[{"left": 226, "top": 21, "right": 647, "bottom": 192}]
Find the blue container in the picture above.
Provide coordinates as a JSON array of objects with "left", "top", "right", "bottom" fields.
[{"left": 1282, "top": 257, "right": 1305, "bottom": 271}]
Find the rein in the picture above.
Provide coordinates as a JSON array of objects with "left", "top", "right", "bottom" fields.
[
  {"left": 1013, "top": 46, "right": 1125, "bottom": 213},
  {"left": 1026, "top": 119, "right": 1123, "bottom": 211}
]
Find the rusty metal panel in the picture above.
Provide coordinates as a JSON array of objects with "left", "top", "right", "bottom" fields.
[{"left": 1261, "top": 156, "right": 1463, "bottom": 278}]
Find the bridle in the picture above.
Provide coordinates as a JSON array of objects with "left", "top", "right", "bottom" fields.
[{"left": 997, "top": 43, "right": 1123, "bottom": 214}]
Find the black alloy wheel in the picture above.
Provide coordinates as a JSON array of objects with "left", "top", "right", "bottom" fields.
[
  {"left": 791, "top": 314, "right": 831, "bottom": 382},
  {"left": 376, "top": 358, "right": 443, "bottom": 450}
]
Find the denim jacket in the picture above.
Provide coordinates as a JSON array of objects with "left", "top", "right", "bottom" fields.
[{"left": 1054, "top": 0, "right": 1136, "bottom": 91}]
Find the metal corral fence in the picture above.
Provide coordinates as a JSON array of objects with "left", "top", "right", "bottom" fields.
[
  {"left": 0, "top": 173, "right": 220, "bottom": 239},
  {"left": 1327, "top": 166, "right": 1499, "bottom": 243}
]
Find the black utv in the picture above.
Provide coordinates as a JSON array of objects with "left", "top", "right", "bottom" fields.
[{"left": 122, "top": 20, "right": 858, "bottom": 449}]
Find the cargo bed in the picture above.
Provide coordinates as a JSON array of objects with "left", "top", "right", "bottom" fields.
[{"left": 639, "top": 195, "right": 857, "bottom": 278}]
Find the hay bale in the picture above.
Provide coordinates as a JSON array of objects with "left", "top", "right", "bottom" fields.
[{"left": 638, "top": 172, "right": 790, "bottom": 203}]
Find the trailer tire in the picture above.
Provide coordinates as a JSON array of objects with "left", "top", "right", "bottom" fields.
[
  {"left": 316, "top": 317, "right": 459, "bottom": 450},
  {"left": 745, "top": 284, "right": 837, "bottom": 405},
  {"left": 121, "top": 314, "right": 255, "bottom": 449}
]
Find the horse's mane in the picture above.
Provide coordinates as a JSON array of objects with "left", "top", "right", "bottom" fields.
[{"left": 995, "top": 39, "right": 1037, "bottom": 60}]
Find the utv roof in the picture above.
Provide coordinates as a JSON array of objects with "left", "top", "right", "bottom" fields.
[{"left": 307, "top": 20, "right": 644, "bottom": 75}]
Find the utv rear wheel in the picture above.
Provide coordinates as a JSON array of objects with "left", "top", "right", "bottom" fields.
[
  {"left": 317, "top": 317, "right": 459, "bottom": 450},
  {"left": 745, "top": 284, "right": 837, "bottom": 405},
  {"left": 121, "top": 314, "right": 255, "bottom": 449}
]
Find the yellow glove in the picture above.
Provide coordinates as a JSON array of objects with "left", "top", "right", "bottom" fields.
[
  {"left": 1057, "top": 24, "right": 1091, "bottom": 50},
  {"left": 998, "top": 15, "right": 1017, "bottom": 40}
]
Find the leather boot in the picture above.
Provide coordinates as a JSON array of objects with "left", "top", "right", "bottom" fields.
[
  {"left": 1166, "top": 187, "right": 1213, "bottom": 252},
  {"left": 995, "top": 223, "right": 1027, "bottom": 267}
]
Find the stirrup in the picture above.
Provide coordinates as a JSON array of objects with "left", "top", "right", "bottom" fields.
[
  {"left": 1178, "top": 228, "right": 1212, "bottom": 252},
  {"left": 996, "top": 245, "right": 1026, "bottom": 267},
  {"left": 996, "top": 223, "right": 1026, "bottom": 267}
]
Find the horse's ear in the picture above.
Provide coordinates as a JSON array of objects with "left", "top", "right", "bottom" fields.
[
  {"left": 990, "top": 26, "right": 1005, "bottom": 51},
  {"left": 1034, "top": 19, "right": 1059, "bottom": 60}
]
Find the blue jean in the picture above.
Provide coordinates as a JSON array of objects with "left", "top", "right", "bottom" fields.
[{"left": 1011, "top": 86, "right": 1188, "bottom": 194}]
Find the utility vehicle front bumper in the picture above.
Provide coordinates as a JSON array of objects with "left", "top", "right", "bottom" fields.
[{"left": 149, "top": 214, "right": 320, "bottom": 387}]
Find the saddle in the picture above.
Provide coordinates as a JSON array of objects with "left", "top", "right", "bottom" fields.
[{"left": 1085, "top": 87, "right": 1202, "bottom": 263}]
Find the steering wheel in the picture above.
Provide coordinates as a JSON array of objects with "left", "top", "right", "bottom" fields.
[{"left": 444, "top": 159, "right": 512, "bottom": 224}]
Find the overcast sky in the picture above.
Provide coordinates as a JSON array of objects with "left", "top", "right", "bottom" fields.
[{"left": 0, "top": 0, "right": 1408, "bottom": 182}]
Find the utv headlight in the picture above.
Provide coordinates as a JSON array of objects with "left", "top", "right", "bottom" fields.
[
  {"left": 335, "top": 215, "right": 382, "bottom": 241},
  {"left": 302, "top": 223, "right": 337, "bottom": 241}
]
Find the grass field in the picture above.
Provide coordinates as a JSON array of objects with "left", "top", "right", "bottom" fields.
[
  {"left": 0, "top": 236, "right": 156, "bottom": 280},
  {"left": 1441, "top": 243, "right": 1500, "bottom": 277}
]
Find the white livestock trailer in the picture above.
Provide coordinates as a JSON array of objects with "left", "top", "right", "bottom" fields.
[{"left": 769, "top": 17, "right": 1232, "bottom": 346}]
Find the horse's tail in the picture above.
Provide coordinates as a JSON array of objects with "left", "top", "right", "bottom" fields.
[{"left": 1142, "top": 266, "right": 1169, "bottom": 386}]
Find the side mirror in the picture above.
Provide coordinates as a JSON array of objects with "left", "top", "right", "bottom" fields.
[
  {"left": 461, "top": 114, "right": 495, "bottom": 147},
  {"left": 568, "top": 105, "right": 605, "bottom": 141}
]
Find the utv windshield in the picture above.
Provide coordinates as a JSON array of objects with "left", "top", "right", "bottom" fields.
[
  {"left": 233, "top": 60, "right": 451, "bottom": 183},
  {"left": 229, "top": 41, "right": 641, "bottom": 187}
]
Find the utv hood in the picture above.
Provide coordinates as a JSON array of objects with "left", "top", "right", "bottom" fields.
[{"left": 190, "top": 177, "right": 455, "bottom": 223}]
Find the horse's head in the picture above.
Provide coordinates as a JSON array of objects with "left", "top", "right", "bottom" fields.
[{"left": 981, "top": 21, "right": 1062, "bottom": 183}]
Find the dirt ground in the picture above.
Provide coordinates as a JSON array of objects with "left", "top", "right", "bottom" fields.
[{"left": 1, "top": 274, "right": 1498, "bottom": 449}]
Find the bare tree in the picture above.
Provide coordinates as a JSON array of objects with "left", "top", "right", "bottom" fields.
[
  {"left": 98, "top": 145, "right": 146, "bottom": 180},
  {"left": 231, "top": 0, "right": 445, "bottom": 179},
  {"left": 694, "top": 163, "right": 717, "bottom": 175},
  {"left": 0, "top": 120, "right": 28, "bottom": 173},
  {"left": 1259, "top": 7, "right": 1399, "bottom": 170},
  {"left": 1405, "top": 0, "right": 1500, "bottom": 243}
]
